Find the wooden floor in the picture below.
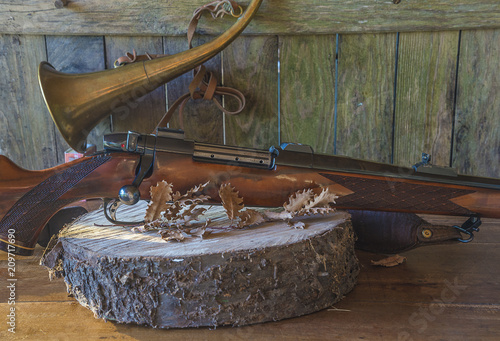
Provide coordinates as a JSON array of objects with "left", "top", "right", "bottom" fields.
[{"left": 1, "top": 215, "right": 499, "bottom": 340}]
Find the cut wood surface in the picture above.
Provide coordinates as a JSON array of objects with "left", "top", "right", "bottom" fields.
[
  {"left": 1, "top": 0, "right": 500, "bottom": 36},
  {"left": 1, "top": 214, "right": 499, "bottom": 339},
  {"left": 40, "top": 203, "right": 359, "bottom": 328}
]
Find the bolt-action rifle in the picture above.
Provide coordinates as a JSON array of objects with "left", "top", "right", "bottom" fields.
[{"left": 1, "top": 128, "right": 499, "bottom": 255}]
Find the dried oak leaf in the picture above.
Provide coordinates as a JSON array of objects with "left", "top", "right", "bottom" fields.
[
  {"left": 160, "top": 230, "right": 187, "bottom": 242},
  {"left": 238, "top": 209, "right": 266, "bottom": 228},
  {"left": 172, "top": 206, "right": 209, "bottom": 227},
  {"left": 145, "top": 181, "right": 173, "bottom": 223},
  {"left": 163, "top": 182, "right": 210, "bottom": 221},
  {"left": 219, "top": 183, "right": 244, "bottom": 223},
  {"left": 287, "top": 221, "right": 306, "bottom": 229},
  {"left": 304, "top": 188, "right": 338, "bottom": 210},
  {"left": 304, "top": 207, "right": 335, "bottom": 215},
  {"left": 262, "top": 210, "right": 293, "bottom": 221},
  {"left": 283, "top": 189, "right": 314, "bottom": 213},
  {"left": 371, "top": 254, "right": 406, "bottom": 267},
  {"left": 189, "top": 221, "right": 212, "bottom": 239},
  {"left": 176, "top": 181, "right": 210, "bottom": 201}
]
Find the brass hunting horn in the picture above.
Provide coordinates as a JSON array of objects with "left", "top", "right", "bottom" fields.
[{"left": 38, "top": 0, "right": 263, "bottom": 152}]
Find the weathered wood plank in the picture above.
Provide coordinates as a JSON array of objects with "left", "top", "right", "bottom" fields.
[
  {"left": 46, "top": 36, "right": 111, "bottom": 154},
  {"left": 393, "top": 31, "right": 459, "bottom": 168},
  {"left": 105, "top": 36, "right": 166, "bottom": 134},
  {"left": 0, "top": 35, "right": 58, "bottom": 170},
  {"left": 453, "top": 29, "right": 500, "bottom": 178},
  {"left": 223, "top": 36, "right": 279, "bottom": 148},
  {"left": 336, "top": 33, "right": 397, "bottom": 163},
  {"left": 280, "top": 35, "right": 336, "bottom": 154},
  {"left": 164, "top": 36, "right": 224, "bottom": 143},
  {"left": 1, "top": 0, "right": 499, "bottom": 36}
]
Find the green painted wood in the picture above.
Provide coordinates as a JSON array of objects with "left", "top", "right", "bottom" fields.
[
  {"left": 280, "top": 35, "right": 336, "bottom": 154},
  {"left": 46, "top": 36, "right": 111, "bottom": 155},
  {"left": 105, "top": 36, "right": 166, "bottom": 134},
  {"left": 223, "top": 36, "right": 279, "bottom": 148},
  {"left": 0, "top": 35, "right": 57, "bottom": 170},
  {"left": 453, "top": 29, "right": 500, "bottom": 178},
  {"left": 1, "top": 0, "right": 499, "bottom": 36},
  {"left": 393, "top": 31, "right": 459, "bottom": 168},
  {"left": 336, "top": 33, "right": 397, "bottom": 163},
  {"left": 164, "top": 36, "right": 224, "bottom": 144}
]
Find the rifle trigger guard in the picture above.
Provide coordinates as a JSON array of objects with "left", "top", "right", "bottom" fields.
[
  {"left": 453, "top": 215, "right": 481, "bottom": 243},
  {"left": 104, "top": 199, "right": 145, "bottom": 226}
]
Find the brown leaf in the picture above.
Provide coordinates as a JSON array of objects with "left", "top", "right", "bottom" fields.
[
  {"left": 160, "top": 230, "right": 186, "bottom": 242},
  {"left": 371, "top": 255, "right": 407, "bottom": 267},
  {"left": 304, "top": 188, "right": 338, "bottom": 210},
  {"left": 173, "top": 206, "right": 208, "bottom": 226},
  {"left": 189, "top": 221, "right": 212, "bottom": 238},
  {"left": 145, "top": 181, "right": 172, "bottom": 223},
  {"left": 262, "top": 210, "right": 293, "bottom": 221},
  {"left": 178, "top": 181, "right": 210, "bottom": 201},
  {"left": 287, "top": 221, "right": 306, "bottom": 229},
  {"left": 300, "top": 207, "right": 336, "bottom": 216},
  {"left": 219, "top": 183, "right": 244, "bottom": 223},
  {"left": 238, "top": 209, "right": 266, "bottom": 228},
  {"left": 283, "top": 189, "right": 314, "bottom": 213},
  {"left": 163, "top": 182, "right": 210, "bottom": 221}
]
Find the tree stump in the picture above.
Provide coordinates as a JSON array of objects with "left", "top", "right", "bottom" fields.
[{"left": 41, "top": 202, "right": 359, "bottom": 328}]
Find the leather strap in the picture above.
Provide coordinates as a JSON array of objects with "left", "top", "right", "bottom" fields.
[
  {"left": 114, "top": 50, "right": 165, "bottom": 68},
  {"left": 350, "top": 210, "right": 463, "bottom": 254},
  {"left": 155, "top": 65, "right": 245, "bottom": 131},
  {"left": 113, "top": 0, "right": 246, "bottom": 131}
]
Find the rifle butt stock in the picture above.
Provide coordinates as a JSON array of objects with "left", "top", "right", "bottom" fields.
[{"left": 0, "top": 153, "right": 140, "bottom": 255}]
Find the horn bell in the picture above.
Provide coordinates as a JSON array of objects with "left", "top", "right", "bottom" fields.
[{"left": 39, "top": 0, "right": 263, "bottom": 153}]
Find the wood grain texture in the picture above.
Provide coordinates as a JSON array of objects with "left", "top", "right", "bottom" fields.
[
  {"left": 0, "top": 35, "right": 59, "bottom": 170},
  {"left": 223, "top": 36, "right": 279, "bottom": 148},
  {"left": 393, "top": 31, "right": 459, "bottom": 168},
  {"left": 164, "top": 36, "right": 224, "bottom": 143},
  {"left": 280, "top": 35, "right": 336, "bottom": 154},
  {"left": 1, "top": 0, "right": 500, "bottom": 36},
  {"left": 336, "top": 33, "right": 397, "bottom": 163},
  {"left": 105, "top": 36, "right": 167, "bottom": 134},
  {"left": 453, "top": 29, "right": 500, "bottom": 178},
  {"left": 45, "top": 35, "right": 111, "bottom": 154}
]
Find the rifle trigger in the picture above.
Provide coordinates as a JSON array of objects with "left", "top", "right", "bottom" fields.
[
  {"left": 104, "top": 199, "right": 145, "bottom": 226},
  {"left": 453, "top": 215, "right": 481, "bottom": 243}
]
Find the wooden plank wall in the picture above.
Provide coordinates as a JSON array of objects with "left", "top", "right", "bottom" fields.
[{"left": 0, "top": 0, "right": 499, "bottom": 180}]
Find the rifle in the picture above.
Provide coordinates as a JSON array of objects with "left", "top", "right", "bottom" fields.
[{"left": 1, "top": 128, "right": 499, "bottom": 255}]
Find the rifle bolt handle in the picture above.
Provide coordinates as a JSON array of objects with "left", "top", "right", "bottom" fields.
[{"left": 118, "top": 185, "right": 140, "bottom": 205}]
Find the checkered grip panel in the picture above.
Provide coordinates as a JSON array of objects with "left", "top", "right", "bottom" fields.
[{"left": 320, "top": 173, "right": 474, "bottom": 215}]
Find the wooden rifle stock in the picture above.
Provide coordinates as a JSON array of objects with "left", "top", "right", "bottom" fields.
[{"left": 1, "top": 131, "right": 499, "bottom": 255}]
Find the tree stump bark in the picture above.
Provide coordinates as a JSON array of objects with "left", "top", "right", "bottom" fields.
[{"left": 41, "top": 202, "right": 359, "bottom": 328}]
